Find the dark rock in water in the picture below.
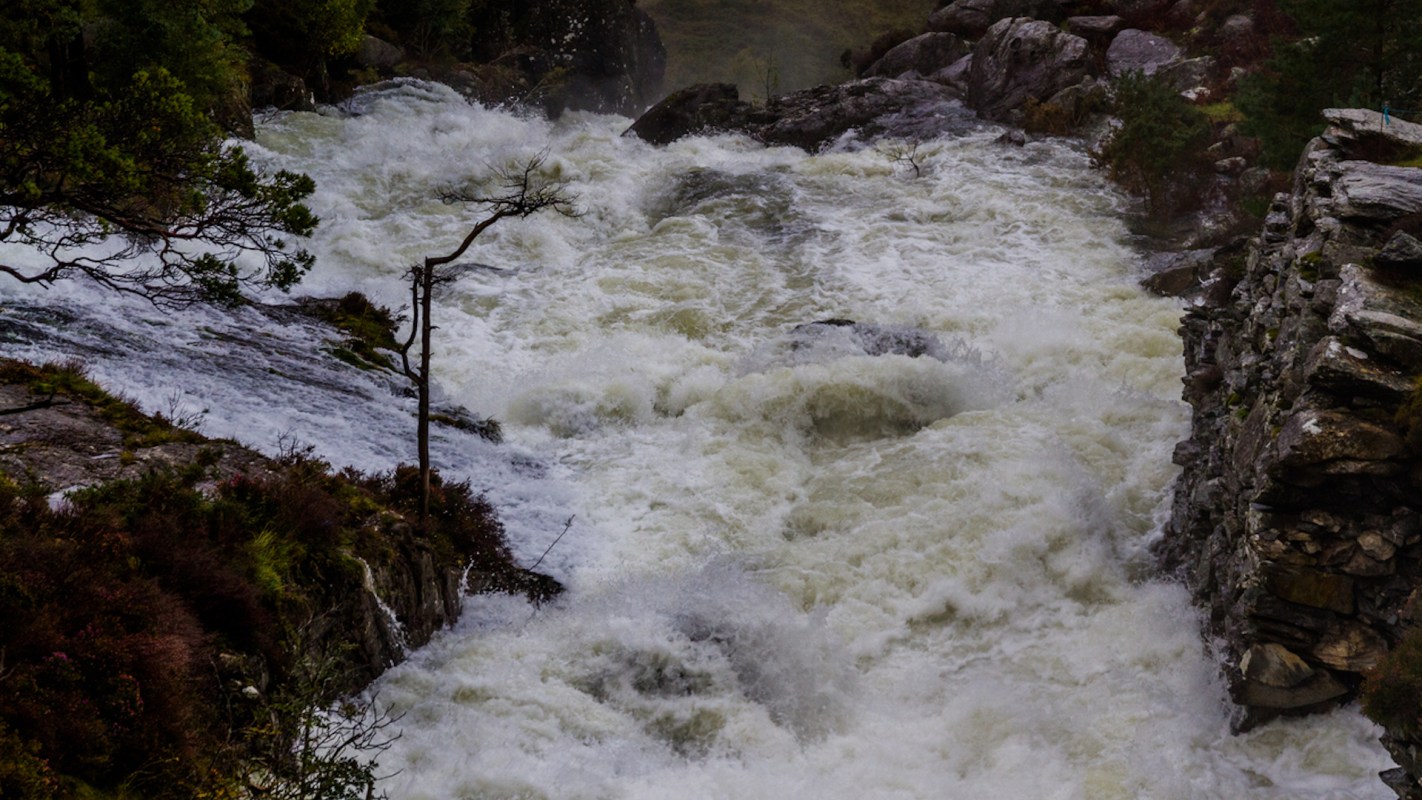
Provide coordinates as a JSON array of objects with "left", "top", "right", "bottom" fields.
[
  {"left": 628, "top": 78, "right": 971, "bottom": 152},
  {"left": 792, "top": 319, "right": 948, "bottom": 359},
  {"left": 866, "top": 32, "right": 971, "bottom": 79},
  {"left": 755, "top": 79, "right": 966, "bottom": 151},
  {"left": 623, "top": 83, "right": 752, "bottom": 146},
  {"left": 1139, "top": 248, "right": 1215, "bottom": 297},
  {"left": 996, "top": 129, "right": 1027, "bottom": 147},
  {"left": 967, "top": 18, "right": 1090, "bottom": 123}
]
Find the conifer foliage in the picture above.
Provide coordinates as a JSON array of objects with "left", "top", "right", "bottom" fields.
[
  {"left": 1239, "top": 0, "right": 1422, "bottom": 167},
  {"left": 0, "top": 0, "right": 318, "bottom": 307}
]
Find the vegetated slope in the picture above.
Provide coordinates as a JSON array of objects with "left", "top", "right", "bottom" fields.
[{"left": 639, "top": 0, "right": 934, "bottom": 98}]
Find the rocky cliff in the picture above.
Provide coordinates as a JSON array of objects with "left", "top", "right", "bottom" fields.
[{"left": 1160, "top": 108, "right": 1422, "bottom": 793}]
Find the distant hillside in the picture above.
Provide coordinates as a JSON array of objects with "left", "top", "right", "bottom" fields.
[{"left": 639, "top": 0, "right": 935, "bottom": 99}]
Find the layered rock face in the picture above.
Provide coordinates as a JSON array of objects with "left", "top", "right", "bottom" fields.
[{"left": 1162, "top": 109, "right": 1422, "bottom": 755}]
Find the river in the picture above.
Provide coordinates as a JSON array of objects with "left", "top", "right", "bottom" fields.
[{"left": 2, "top": 80, "right": 1393, "bottom": 798}]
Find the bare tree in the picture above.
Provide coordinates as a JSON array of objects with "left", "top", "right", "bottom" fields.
[{"left": 399, "top": 153, "right": 578, "bottom": 526}]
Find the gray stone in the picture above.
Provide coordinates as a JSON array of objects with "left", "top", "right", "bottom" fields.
[
  {"left": 1275, "top": 409, "right": 1404, "bottom": 468},
  {"left": 1302, "top": 337, "right": 1415, "bottom": 399},
  {"left": 928, "top": 55, "right": 975, "bottom": 94},
  {"left": 1324, "top": 107, "right": 1422, "bottom": 149},
  {"left": 624, "top": 83, "right": 750, "bottom": 146},
  {"left": 1237, "top": 668, "right": 1349, "bottom": 709},
  {"left": 1332, "top": 161, "right": 1422, "bottom": 221},
  {"left": 867, "top": 33, "right": 971, "bottom": 79},
  {"left": 1159, "top": 56, "right": 1215, "bottom": 95},
  {"left": 967, "top": 17, "right": 1091, "bottom": 122},
  {"left": 1329, "top": 264, "right": 1422, "bottom": 367},
  {"left": 1376, "top": 232, "right": 1422, "bottom": 269},
  {"left": 1106, "top": 29, "right": 1182, "bottom": 77}
]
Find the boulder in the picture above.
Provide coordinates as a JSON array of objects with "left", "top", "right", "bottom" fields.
[
  {"left": 867, "top": 32, "right": 971, "bottom": 79},
  {"left": 623, "top": 83, "right": 751, "bottom": 146},
  {"left": 1157, "top": 55, "right": 1214, "bottom": 93},
  {"left": 967, "top": 17, "right": 1091, "bottom": 122},
  {"left": 1106, "top": 28, "right": 1182, "bottom": 76},
  {"left": 1140, "top": 248, "right": 1214, "bottom": 296},
  {"left": 753, "top": 79, "right": 966, "bottom": 150},
  {"left": 355, "top": 35, "right": 404, "bottom": 71},
  {"left": 1240, "top": 643, "right": 1315, "bottom": 688},
  {"left": 1065, "top": 15, "right": 1124, "bottom": 44},
  {"left": 928, "top": 0, "right": 1067, "bottom": 39},
  {"left": 928, "top": 55, "right": 975, "bottom": 94}
]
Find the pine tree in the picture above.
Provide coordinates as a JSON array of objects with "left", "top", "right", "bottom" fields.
[{"left": 1239, "top": 0, "right": 1422, "bottom": 167}]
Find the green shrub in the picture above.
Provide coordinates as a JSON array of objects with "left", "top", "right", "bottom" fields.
[{"left": 1096, "top": 70, "right": 1213, "bottom": 215}]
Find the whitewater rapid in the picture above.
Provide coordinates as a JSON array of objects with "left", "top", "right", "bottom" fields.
[{"left": 3, "top": 81, "right": 1392, "bottom": 797}]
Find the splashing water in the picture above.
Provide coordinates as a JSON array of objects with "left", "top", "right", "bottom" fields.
[{"left": 2, "top": 81, "right": 1392, "bottom": 798}]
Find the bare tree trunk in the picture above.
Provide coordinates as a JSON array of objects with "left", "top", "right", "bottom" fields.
[
  {"left": 418, "top": 260, "right": 435, "bottom": 525},
  {"left": 399, "top": 153, "right": 578, "bottom": 533}
]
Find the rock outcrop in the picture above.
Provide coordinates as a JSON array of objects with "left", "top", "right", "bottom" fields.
[{"left": 1161, "top": 109, "right": 1422, "bottom": 786}]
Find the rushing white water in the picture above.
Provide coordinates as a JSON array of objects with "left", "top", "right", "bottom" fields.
[{"left": 2, "top": 80, "right": 1392, "bottom": 797}]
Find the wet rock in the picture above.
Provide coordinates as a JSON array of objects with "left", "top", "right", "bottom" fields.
[
  {"left": 866, "top": 32, "right": 971, "bottom": 79},
  {"left": 627, "top": 78, "right": 968, "bottom": 152},
  {"left": 1105, "top": 29, "right": 1182, "bottom": 77},
  {"left": 1241, "top": 642, "right": 1315, "bottom": 687},
  {"left": 1237, "top": 667, "right": 1348, "bottom": 710},
  {"left": 791, "top": 319, "right": 950, "bottom": 359},
  {"left": 624, "top": 83, "right": 750, "bottom": 146},
  {"left": 967, "top": 17, "right": 1090, "bottom": 122}
]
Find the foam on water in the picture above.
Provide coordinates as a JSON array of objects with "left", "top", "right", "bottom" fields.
[{"left": 1, "top": 81, "right": 1393, "bottom": 797}]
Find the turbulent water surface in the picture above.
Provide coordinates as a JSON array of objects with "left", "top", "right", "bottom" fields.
[{"left": 3, "top": 81, "right": 1394, "bottom": 798}]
